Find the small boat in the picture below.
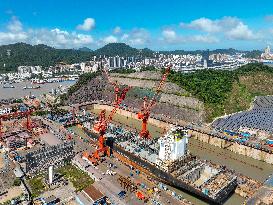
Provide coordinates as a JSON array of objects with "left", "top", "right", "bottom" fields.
[
  {"left": 31, "top": 79, "right": 45, "bottom": 84},
  {"left": 3, "top": 84, "right": 15, "bottom": 88},
  {"left": 23, "top": 85, "right": 41, "bottom": 89}
]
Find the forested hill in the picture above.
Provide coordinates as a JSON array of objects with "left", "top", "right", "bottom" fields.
[
  {"left": 0, "top": 43, "right": 94, "bottom": 72},
  {"left": 0, "top": 43, "right": 153, "bottom": 72},
  {"left": 95, "top": 43, "right": 154, "bottom": 57},
  {"left": 168, "top": 63, "right": 273, "bottom": 122}
]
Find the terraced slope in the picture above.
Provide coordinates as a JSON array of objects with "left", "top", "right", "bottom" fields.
[{"left": 64, "top": 70, "right": 205, "bottom": 123}]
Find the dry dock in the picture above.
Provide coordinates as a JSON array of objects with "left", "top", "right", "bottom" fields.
[{"left": 85, "top": 104, "right": 273, "bottom": 181}]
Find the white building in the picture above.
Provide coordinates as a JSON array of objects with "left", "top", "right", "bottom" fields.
[
  {"left": 18, "top": 66, "right": 42, "bottom": 75},
  {"left": 158, "top": 126, "right": 189, "bottom": 162},
  {"left": 261, "top": 46, "right": 273, "bottom": 60},
  {"left": 80, "top": 62, "right": 99, "bottom": 73}
]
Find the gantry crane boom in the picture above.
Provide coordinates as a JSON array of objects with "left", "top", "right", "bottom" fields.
[
  {"left": 137, "top": 65, "right": 171, "bottom": 139},
  {"left": 87, "top": 65, "right": 131, "bottom": 164},
  {"left": 101, "top": 62, "right": 120, "bottom": 102}
]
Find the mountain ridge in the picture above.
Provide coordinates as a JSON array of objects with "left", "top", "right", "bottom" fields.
[{"left": 0, "top": 42, "right": 263, "bottom": 72}]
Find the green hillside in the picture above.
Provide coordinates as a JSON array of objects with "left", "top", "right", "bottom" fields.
[
  {"left": 0, "top": 43, "right": 94, "bottom": 72},
  {"left": 95, "top": 43, "right": 139, "bottom": 57},
  {"left": 168, "top": 63, "right": 273, "bottom": 122}
]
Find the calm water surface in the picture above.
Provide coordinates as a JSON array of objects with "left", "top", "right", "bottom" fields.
[{"left": 0, "top": 81, "right": 75, "bottom": 99}]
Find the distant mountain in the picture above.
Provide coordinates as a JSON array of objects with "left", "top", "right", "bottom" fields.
[
  {"left": 140, "top": 48, "right": 154, "bottom": 57},
  {"left": 0, "top": 43, "right": 94, "bottom": 72},
  {"left": 95, "top": 43, "right": 153, "bottom": 57},
  {"left": 243, "top": 50, "right": 262, "bottom": 59},
  {"left": 79, "top": 47, "right": 93, "bottom": 52},
  {"left": 158, "top": 48, "right": 243, "bottom": 56}
]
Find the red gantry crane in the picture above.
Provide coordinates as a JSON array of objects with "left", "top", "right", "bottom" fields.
[
  {"left": 0, "top": 109, "right": 33, "bottom": 139},
  {"left": 137, "top": 65, "right": 171, "bottom": 139},
  {"left": 84, "top": 64, "right": 131, "bottom": 164}
]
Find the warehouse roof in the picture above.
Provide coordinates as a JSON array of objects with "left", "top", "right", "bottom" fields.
[{"left": 83, "top": 185, "right": 105, "bottom": 203}]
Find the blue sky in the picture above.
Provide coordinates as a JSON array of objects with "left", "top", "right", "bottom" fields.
[{"left": 0, "top": 0, "right": 273, "bottom": 50}]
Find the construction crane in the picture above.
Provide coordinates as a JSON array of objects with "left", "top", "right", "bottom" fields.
[
  {"left": 137, "top": 65, "right": 171, "bottom": 139},
  {"left": 102, "top": 62, "right": 122, "bottom": 103},
  {"left": 0, "top": 109, "right": 33, "bottom": 138},
  {"left": 85, "top": 65, "right": 131, "bottom": 164},
  {"left": 94, "top": 63, "right": 131, "bottom": 131}
]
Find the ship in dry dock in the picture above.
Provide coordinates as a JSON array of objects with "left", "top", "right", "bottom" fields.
[{"left": 82, "top": 122, "right": 237, "bottom": 204}]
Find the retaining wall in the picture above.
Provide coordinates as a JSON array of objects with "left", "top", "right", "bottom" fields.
[
  {"left": 189, "top": 130, "right": 273, "bottom": 164},
  {"left": 92, "top": 104, "right": 171, "bottom": 130}
]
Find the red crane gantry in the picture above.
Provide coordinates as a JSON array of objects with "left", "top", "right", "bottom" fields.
[
  {"left": 85, "top": 65, "right": 131, "bottom": 164},
  {"left": 0, "top": 109, "right": 33, "bottom": 138},
  {"left": 137, "top": 65, "right": 171, "bottom": 139}
]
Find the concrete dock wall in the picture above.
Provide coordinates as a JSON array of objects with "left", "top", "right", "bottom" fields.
[
  {"left": 92, "top": 104, "right": 171, "bottom": 130},
  {"left": 189, "top": 130, "right": 273, "bottom": 164}
]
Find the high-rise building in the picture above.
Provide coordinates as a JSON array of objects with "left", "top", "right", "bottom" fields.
[
  {"left": 203, "top": 49, "right": 210, "bottom": 62},
  {"left": 265, "top": 46, "right": 271, "bottom": 55},
  {"left": 109, "top": 57, "right": 115, "bottom": 68},
  {"left": 261, "top": 45, "right": 273, "bottom": 60}
]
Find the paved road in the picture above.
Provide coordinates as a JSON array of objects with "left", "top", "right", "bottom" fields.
[{"left": 73, "top": 154, "right": 128, "bottom": 205}]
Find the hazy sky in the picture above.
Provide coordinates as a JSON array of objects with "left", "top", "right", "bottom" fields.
[{"left": 1, "top": 0, "right": 273, "bottom": 50}]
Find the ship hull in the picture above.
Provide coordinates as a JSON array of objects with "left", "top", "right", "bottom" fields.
[{"left": 83, "top": 128, "right": 237, "bottom": 205}]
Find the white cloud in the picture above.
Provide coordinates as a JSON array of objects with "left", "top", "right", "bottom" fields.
[
  {"left": 180, "top": 16, "right": 242, "bottom": 33},
  {"left": 121, "top": 34, "right": 129, "bottom": 41},
  {"left": 121, "top": 29, "right": 150, "bottom": 46},
  {"left": 7, "top": 16, "right": 23, "bottom": 32},
  {"left": 76, "top": 18, "right": 95, "bottom": 31},
  {"left": 103, "top": 35, "right": 118, "bottom": 44},
  {"left": 180, "top": 16, "right": 258, "bottom": 41},
  {"left": 0, "top": 32, "right": 28, "bottom": 45},
  {"left": 29, "top": 28, "right": 94, "bottom": 48},
  {"left": 161, "top": 28, "right": 218, "bottom": 44},
  {"left": 113, "top": 26, "right": 121, "bottom": 34},
  {"left": 0, "top": 17, "right": 94, "bottom": 48},
  {"left": 162, "top": 29, "right": 177, "bottom": 42},
  {"left": 0, "top": 17, "right": 27, "bottom": 45},
  {"left": 181, "top": 18, "right": 221, "bottom": 33},
  {"left": 226, "top": 22, "right": 256, "bottom": 40}
]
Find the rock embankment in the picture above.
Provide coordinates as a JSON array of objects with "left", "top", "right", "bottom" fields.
[
  {"left": 111, "top": 70, "right": 162, "bottom": 80},
  {"left": 111, "top": 76, "right": 186, "bottom": 95},
  {"left": 66, "top": 72, "right": 205, "bottom": 123},
  {"left": 159, "top": 93, "right": 203, "bottom": 111}
]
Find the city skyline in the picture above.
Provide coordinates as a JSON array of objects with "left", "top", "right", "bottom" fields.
[{"left": 1, "top": 0, "right": 273, "bottom": 50}]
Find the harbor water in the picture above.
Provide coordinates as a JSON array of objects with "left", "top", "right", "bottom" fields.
[{"left": 0, "top": 81, "right": 75, "bottom": 100}]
